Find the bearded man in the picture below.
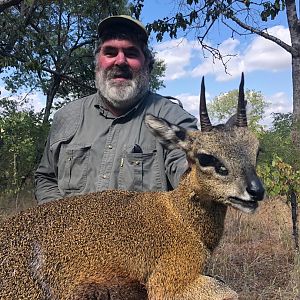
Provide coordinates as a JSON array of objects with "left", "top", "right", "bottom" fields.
[{"left": 35, "top": 15, "right": 197, "bottom": 204}]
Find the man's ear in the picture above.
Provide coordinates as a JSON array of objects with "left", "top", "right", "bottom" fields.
[{"left": 144, "top": 114, "right": 192, "bottom": 151}]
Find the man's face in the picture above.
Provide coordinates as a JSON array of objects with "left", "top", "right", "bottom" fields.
[{"left": 95, "top": 38, "right": 149, "bottom": 113}]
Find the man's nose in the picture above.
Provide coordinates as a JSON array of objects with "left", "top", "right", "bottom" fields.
[{"left": 115, "top": 51, "right": 127, "bottom": 65}]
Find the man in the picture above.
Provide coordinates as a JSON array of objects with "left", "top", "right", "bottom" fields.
[{"left": 35, "top": 15, "right": 198, "bottom": 204}]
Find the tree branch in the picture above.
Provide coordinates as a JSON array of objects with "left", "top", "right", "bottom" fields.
[
  {"left": 0, "top": 0, "right": 22, "bottom": 12},
  {"left": 22, "top": 0, "right": 38, "bottom": 26},
  {"left": 228, "top": 13, "right": 297, "bottom": 56},
  {"left": 41, "top": 66, "right": 96, "bottom": 92}
]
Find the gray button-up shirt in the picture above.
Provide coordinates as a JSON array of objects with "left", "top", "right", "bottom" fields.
[{"left": 35, "top": 91, "right": 198, "bottom": 204}]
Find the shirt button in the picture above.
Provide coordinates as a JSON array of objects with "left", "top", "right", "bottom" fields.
[
  {"left": 102, "top": 175, "right": 107, "bottom": 179},
  {"left": 108, "top": 145, "right": 113, "bottom": 149},
  {"left": 135, "top": 161, "right": 140, "bottom": 165}
]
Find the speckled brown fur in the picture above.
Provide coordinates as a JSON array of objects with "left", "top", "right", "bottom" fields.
[{"left": 0, "top": 121, "right": 262, "bottom": 299}]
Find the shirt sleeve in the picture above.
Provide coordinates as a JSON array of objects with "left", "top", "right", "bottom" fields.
[
  {"left": 34, "top": 135, "right": 63, "bottom": 204},
  {"left": 34, "top": 98, "right": 83, "bottom": 204}
]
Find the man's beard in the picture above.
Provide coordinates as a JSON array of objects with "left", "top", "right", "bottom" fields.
[{"left": 95, "top": 65, "right": 150, "bottom": 111}]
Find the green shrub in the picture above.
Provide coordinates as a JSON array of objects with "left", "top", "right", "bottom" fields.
[{"left": 258, "top": 155, "right": 300, "bottom": 198}]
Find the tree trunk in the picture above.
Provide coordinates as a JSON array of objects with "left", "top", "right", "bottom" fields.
[
  {"left": 291, "top": 54, "right": 300, "bottom": 168},
  {"left": 43, "top": 75, "right": 62, "bottom": 125},
  {"left": 286, "top": 0, "right": 300, "bottom": 168},
  {"left": 36, "top": 75, "right": 61, "bottom": 162}
]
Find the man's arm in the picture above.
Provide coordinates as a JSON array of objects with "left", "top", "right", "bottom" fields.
[
  {"left": 34, "top": 136, "right": 63, "bottom": 204},
  {"left": 34, "top": 98, "right": 84, "bottom": 204}
]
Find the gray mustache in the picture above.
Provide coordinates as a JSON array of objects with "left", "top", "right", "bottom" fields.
[{"left": 107, "top": 66, "right": 133, "bottom": 80}]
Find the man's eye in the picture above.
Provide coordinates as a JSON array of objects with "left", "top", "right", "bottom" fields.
[
  {"left": 125, "top": 50, "right": 140, "bottom": 58},
  {"left": 104, "top": 50, "right": 117, "bottom": 57}
]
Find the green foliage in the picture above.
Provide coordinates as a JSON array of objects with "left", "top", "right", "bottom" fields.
[
  {"left": 208, "top": 89, "right": 269, "bottom": 133},
  {"left": 260, "top": 0, "right": 285, "bottom": 21},
  {"left": 149, "top": 55, "right": 166, "bottom": 92},
  {"left": 145, "top": 0, "right": 286, "bottom": 50},
  {"left": 0, "top": 97, "right": 49, "bottom": 192},
  {"left": 257, "top": 113, "right": 299, "bottom": 199},
  {"left": 259, "top": 113, "right": 295, "bottom": 165},
  {"left": 129, "top": 0, "right": 144, "bottom": 19},
  {"left": 258, "top": 156, "right": 300, "bottom": 198}
]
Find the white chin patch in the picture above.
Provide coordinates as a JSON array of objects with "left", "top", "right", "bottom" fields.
[
  {"left": 230, "top": 201, "right": 257, "bottom": 214},
  {"left": 227, "top": 191, "right": 258, "bottom": 213}
]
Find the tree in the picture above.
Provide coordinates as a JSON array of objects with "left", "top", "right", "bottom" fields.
[
  {"left": 259, "top": 112, "right": 295, "bottom": 164},
  {"left": 0, "top": 96, "right": 48, "bottom": 191},
  {"left": 149, "top": 55, "right": 166, "bottom": 92},
  {"left": 208, "top": 89, "right": 269, "bottom": 133},
  {"left": 0, "top": 0, "right": 133, "bottom": 124},
  {"left": 137, "top": 0, "right": 300, "bottom": 167}
]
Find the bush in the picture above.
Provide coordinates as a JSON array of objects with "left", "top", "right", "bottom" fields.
[
  {"left": 0, "top": 97, "right": 49, "bottom": 192},
  {"left": 258, "top": 155, "right": 300, "bottom": 198}
]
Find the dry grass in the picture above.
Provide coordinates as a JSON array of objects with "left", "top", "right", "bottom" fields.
[
  {"left": 0, "top": 187, "right": 36, "bottom": 221},
  {"left": 0, "top": 193, "right": 299, "bottom": 299},
  {"left": 207, "top": 196, "right": 300, "bottom": 300}
]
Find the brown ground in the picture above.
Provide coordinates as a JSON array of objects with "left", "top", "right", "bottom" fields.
[{"left": 1, "top": 193, "right": 299, "bottom": 299}]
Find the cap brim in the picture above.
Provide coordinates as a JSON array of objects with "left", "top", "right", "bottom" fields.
[{"left": 98, "top": 15, "right": 148, "bottom": 43}]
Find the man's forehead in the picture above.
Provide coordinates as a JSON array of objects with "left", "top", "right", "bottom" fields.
[{"left": 101, "top": 39, "right": 142, "bottom": 50}]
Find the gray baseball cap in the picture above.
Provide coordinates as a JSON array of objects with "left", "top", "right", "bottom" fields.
[{"left": 97, "top": 15, "right": 148, "bottom": 44}]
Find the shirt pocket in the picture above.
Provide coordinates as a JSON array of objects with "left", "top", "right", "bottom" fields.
[
  {"left": 118, "top": 146, "right": 162, "bottom": 191},
  {"left": 59, "top": 144, "right": 91, "bottom": 193}
]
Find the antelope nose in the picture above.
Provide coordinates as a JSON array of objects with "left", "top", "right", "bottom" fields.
[{"left": 247, "top": 178, "right": 265, "bottom": 201}]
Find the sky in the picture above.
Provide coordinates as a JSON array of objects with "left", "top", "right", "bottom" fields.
[
  {"left": 141, "top": 0, "right": 293, "bottom": 127},
  {"left": 0, "top": 0, "right": 294, "bottom": 128}
]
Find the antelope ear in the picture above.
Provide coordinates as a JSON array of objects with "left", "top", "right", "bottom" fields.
[{"left": 144, "top": 114, "right": 192, "bottom": 151}]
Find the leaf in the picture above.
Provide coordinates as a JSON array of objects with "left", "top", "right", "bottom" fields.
[
  {"left": 260, "top": 11, "right": 268, "bottom": 22},
  {"left": 244, "top": 0, "right": 250, "bottom": 8}
]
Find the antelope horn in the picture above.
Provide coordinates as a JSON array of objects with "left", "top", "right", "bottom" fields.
[
  {"left": 235, "top": 72, "right": 248, "bottom": 127},
  {"left": 199, "top": 77, "right": 212, "bottom": 131}
]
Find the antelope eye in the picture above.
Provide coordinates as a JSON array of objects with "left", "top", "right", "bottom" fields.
[
  {"left": 197, "top": 153, "right": 229, "bottom": 176},
  {"left": 197, "top": 153, "right": 215, "bottom": 167}
]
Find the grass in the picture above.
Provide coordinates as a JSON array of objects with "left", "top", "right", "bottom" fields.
[
  {"left": 0, "top": 191, "right": 299, "bottom": 299},
  {"left": 207, "top": 196, "right": 300, "bottom": 299},
  {"left": 0, "top": 186, "right": 36, "bottom": 220}
]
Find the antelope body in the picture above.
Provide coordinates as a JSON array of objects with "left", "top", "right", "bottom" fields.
[{"left": 0, "top": 74, "right": 264, "bottom": 300}]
